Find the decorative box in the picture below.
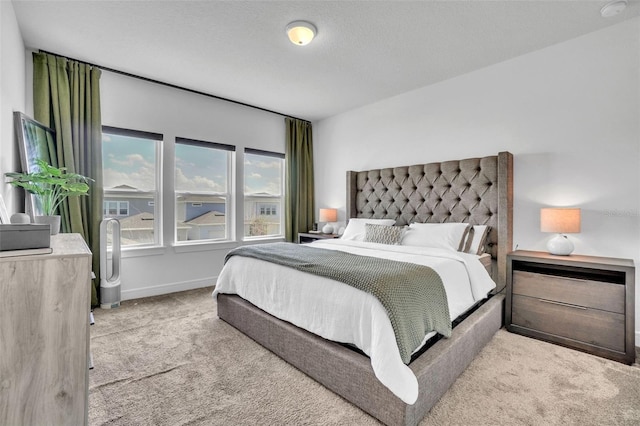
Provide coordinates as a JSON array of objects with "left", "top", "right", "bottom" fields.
[{"left": 0, "top": 224, "right": 51, "bottom": 251}]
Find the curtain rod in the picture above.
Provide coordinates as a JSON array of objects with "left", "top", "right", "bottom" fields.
[{"left": 39, "top": 49, "right": 310, "bottom": 123}]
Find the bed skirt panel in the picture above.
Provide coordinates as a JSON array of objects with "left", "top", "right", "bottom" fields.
[
  {"left": 217, "top": 293, "right": 504, "bottom": 426},
  {"left": 406, "top": 294, "right": 504, "bottom": 424}
]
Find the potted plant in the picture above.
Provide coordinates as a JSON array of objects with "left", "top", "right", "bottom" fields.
[{"left": 5, "top": 159, "right": 92, "bottom": 235}]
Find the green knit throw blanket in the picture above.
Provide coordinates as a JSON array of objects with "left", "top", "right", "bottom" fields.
[{"left": 225, "top": 242, "right": 451, "bottom": 363}]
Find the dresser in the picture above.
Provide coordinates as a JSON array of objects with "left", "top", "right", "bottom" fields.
[
  {"left": 506, "top": 250, "right": 635, "bottom": 364},
  {"left": 0, "top": 233, "right": 92, "bottom": 425}
]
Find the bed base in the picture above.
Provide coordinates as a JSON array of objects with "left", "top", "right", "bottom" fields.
[{"left": 218, "top": 293, "right": 504, "bottom": 426}]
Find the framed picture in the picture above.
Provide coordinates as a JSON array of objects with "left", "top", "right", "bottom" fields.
[
  {"left": 13, "top": 112, "right": 55, "bottom": 219},
  {"left": 0, "top": 194, "right": 9, "bottom": 224}
]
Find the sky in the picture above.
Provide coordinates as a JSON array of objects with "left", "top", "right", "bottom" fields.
[
  {"left": 102, "top": 133, "right": 282, "bottom": 195},
  {"left": 244, "top": 152, "right": 282, "bottom": 195}
]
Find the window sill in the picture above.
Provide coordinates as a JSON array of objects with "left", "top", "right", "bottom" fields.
[
  {"left": 173, "top": 240, "right": 239, "bottom": 254},
  {"left": 242, "top": 236, "right": 286, "bottom": 243},
  {"left": 121, "top": 245, "right": 167, "bottom": 258}
]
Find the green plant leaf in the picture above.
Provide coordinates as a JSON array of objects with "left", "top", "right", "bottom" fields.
[{"left": 5, "top": 160, "right": 93, "bottom": 215}]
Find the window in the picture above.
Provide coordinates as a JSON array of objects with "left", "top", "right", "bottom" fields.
[
  {"left": 103, "top": 201, "right": 129, "bottom": 217},
  {"left": 175, "top": 137, "right": 234, "bottom": 243},
  {"left": 244, "top": 148, "right": 285, "bottom": 238},
  {"left": 258, "top": 203, "right": 277, "bottom": 216},
  {"left": 102, "top": 126, "right": 163, "bottom": 247}
]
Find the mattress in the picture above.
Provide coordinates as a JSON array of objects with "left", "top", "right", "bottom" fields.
[{"left": 213, "top": 239, "right": 496, "bottom": 404}]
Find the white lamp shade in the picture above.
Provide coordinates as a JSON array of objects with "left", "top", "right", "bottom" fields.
[
  {"left": 319, "top": 208, "right": 337, "bottom": 222},
  {"left": 540, "top": 208, "right": 581, "bottom": 233},
  {"left": 286, "top": 21, "right": 317, "bottom": 46}
]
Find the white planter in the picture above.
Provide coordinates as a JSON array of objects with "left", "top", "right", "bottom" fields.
[{"left": 34, "top": 215, "right": 61, "bottom": 235}]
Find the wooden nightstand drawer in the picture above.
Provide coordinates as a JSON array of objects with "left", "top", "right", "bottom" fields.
[
  {"left": 297, "top": 232, "right": 339, "bottom": 244},
  {"left": 506, "top": 250, "right": 635, "bottom": 364},
  {"left": 512, "top": 270, "right": 625, "bottom": 313},
  {"left": 512, "top": 294, "right": 625, "bottom": 352}
]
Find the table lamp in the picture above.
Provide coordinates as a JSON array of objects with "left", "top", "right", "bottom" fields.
[
  {"left": 319, "top": 208, "right": 337, "bottom": 234},
  {"left": 540, "top": 208, "right": 581, "bottom": 255}
]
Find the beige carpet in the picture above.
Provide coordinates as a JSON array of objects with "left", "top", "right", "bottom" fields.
[{"left": 89, "top": 287, "right": 640, "bottom": 426}]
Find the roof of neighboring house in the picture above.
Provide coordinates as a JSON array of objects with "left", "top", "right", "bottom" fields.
[
  {"left": 184, "top": 210, "right": 225, "bottom": 226},
  {"left": 245, "top": 192, "right": 280, "bottom": 198},
  {"left": 104, "top": 186, "right": 154, "bottom": 200},
  {"left": 111, "top": 184, "right": 139, "bottom": 190},
  {"left": 117, "top": 212, "right": 191, "bottom": 232},
  {"left": 118, "top": 212, "right": 155, "bottom": 230},
  {"left": 176, "top": 195, "right": 226, "bottom": 203}
]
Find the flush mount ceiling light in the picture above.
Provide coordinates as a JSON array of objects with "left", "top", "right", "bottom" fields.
[
  {"left": 601, "top": 0, "right": 627, "bottom": 18},
  {"left": 286, "top": 20, "right": 317, "bottom": 46}
]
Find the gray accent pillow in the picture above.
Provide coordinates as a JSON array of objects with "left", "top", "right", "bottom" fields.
[
  {"left": 341, "top": 218, "right": 396, "bottom": 241},
  {"left": 364, "top": 224, "right": 405, "bottom": 245}
]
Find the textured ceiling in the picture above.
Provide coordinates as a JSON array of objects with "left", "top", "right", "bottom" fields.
[{"left": 11, "top": 0, "right": 640, "bottom": 121}]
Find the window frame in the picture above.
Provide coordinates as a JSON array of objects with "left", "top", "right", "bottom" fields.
[
  {"left": 102, "top": 126, "right": 164, "bottom": 249},
  {"left": 243, "top": 148, "right": 285, "bottom": 240},
  {"left": 174, "top": 137, "right": 235, "bottom": 245}
]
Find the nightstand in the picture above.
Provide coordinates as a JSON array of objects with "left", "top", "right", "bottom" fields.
[
  {"left": 297, "top": 232, "right": 339, "bottom": 244},
  {"left": 506, "top": 250, "right": 635, "bottom": 364}
]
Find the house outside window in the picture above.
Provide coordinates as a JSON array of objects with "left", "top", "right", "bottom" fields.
[
  {"left": 244, "top": 148, "right": 284, "bottom": 238},
  {"left": 258, "top": 203, "right": 277, "bottom": 216},
  {"left": 102, "top": 126, "right": 163, "bottom": 247},
  {"left": 103, "top": 200, "right": 129, "bottom": 217},
  {"left": 175, "top": 137, "right": 234, "bottom": 243}
]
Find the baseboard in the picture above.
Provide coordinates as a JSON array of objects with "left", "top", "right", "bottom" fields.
[{"left": 120, "top": 276, "right": 217, "bottom": 301}]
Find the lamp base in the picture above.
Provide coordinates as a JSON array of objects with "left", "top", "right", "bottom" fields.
[
  {"left": 322, "top": 223, "right": 334, "bottom": 234},
  {"left": 547, "top": 233, "right": 574, "bottom": 255}
]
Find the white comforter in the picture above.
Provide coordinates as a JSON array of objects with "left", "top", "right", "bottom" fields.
[{"left": 212, "top": 239, "right": 496, "bottom": 404}]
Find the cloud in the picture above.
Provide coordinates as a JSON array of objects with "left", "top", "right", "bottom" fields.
[
  {"left": 175, "top": 167, "right": 225, "bottom": 192},
  {"left": 245, "top": 159, "right": 281, "bottom": 169},
  {"left": 112, "top": 154, "right": 148, "bottom": 167},
  {"left": 245, "top": 180, "right": 281, "bottom": 195},
  {"left": 175, "top": 157, "right": 195, "bottom": 169},
  {"left": 103, "top": 166, "right": 156, "bottom": 190}
]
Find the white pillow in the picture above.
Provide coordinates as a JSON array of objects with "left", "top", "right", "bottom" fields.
[
  {"left": 401, "top": 222, "right": 471, "bottom": 251},
  {"left": 465, "top": 225, "right": 491, "bottom": 255},
  {"left": 341, "top": 218, "right": 396, "bottom": 241}
]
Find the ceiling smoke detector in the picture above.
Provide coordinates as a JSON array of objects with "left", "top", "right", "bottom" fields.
[{"left": 601, "top": 0, "right": 628, "bottom": 18}]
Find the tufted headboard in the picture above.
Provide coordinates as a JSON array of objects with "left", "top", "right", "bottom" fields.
[{"left": 346, "top": 151, "right": 513, "bottom": 288}]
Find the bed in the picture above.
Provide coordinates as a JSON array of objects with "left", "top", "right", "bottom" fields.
[{"left": 215, "top": 151, "right": 513, "bottom": 426}]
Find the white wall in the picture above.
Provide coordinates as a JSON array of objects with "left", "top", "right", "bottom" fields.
[
  {"left": 314, "top": 18, "right": 640, "bottom": 342},
  {"left": 0, "top": 1, "right": 26, "bottom": 216},
  {"left": 99, "top": 72, "right": 285, "bottom": 300},
  {"left": 20, "top": 47, "right": 287, "bottom": 302}
]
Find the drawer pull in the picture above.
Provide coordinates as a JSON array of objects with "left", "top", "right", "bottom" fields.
[{"left": 538, "top": 299, "right": 587, "bottom": 310}]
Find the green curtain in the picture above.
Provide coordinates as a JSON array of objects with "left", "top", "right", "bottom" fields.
[
  {"left": 33, "top": 52, "right": 103, "bottom": 307},
  {"left": 284, "top": 117, "right": 315, "bottom": 242}
]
